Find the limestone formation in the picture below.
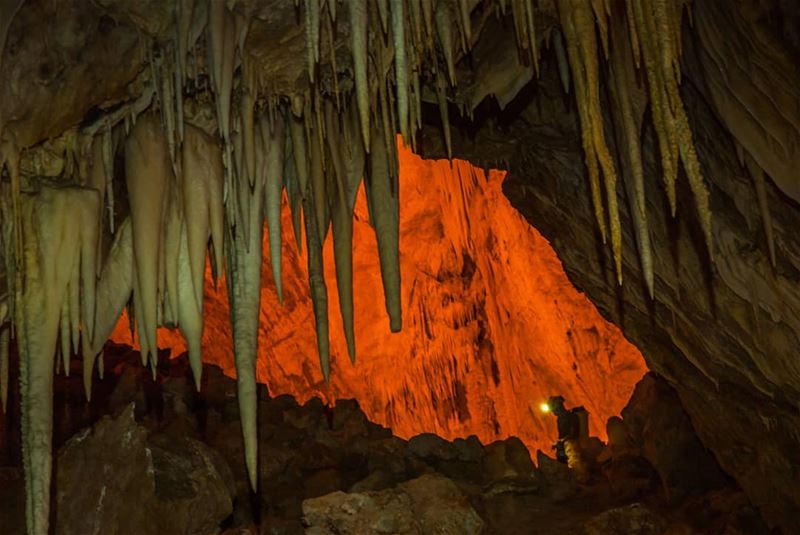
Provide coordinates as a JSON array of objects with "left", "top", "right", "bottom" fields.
[{"left": 0, "top": 0, "right": 797, "bottom": 533}]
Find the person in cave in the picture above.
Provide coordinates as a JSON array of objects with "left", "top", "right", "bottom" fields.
[{"left": 546, "top": 395, "right": 580, "bottom": 464}]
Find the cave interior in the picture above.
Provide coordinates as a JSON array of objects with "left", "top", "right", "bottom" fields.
[{"left": 0, "top": 0, "right": 799, "bottom": 534}]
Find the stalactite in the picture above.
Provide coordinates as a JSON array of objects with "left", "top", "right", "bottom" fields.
[
  {"left": 86, "top": 219, "right": 133, "bottom": 400},
  {"left": 376, "top": 0, "right": 389, "bottom": 35},
  {"left": 182, "top": 123, "right": 225, "bottom": 315},
  {"left": 391, "top": 0, "right": 410, "bottom": 143},
  {"left": 557, "top": 0, "right": 607, "bottom": 245},
  {"left": 435, "top": 2, "right": 456, "bottom": 86},
  {"left": 348, "top": 0, "right": 370, "bottom": 153},
  {"left": 458, "top": 0, "right": 471, "bottom": 47},
  {"left": 225, "top": 115, "right": 268, "bottom": 490},
  {"left": 630, "top": 0, "right": 677, "bottom": 215},
  {"left": 745, "top": 152, "right": 776, "bottom": 268},
  {"left": 524, "top": 0, "right": 538, "bottom": 72},
  {"left": 162, "top": 188, "right": 183, "bottom": 327},
  {"left": 331, "top": 104, "right": 365, "bottom": 363},
  {"left": 309, "top": 115, "right": 330, "bottom": 242},
  {"left": 283, "top": 123, "right": 304, "bottom": 253},
  {"left": 608, "top": 10, "right": 653, "bottom": 297},
  {"left": 262, "top": 114, "right": 286, "bottom": 303},
  {"left": 16, "top": 185, "right": 99, "bottom": 535},
  {"left": 553, "top": 28, "right": 571, "bottom": 94},
  {"left": 101, "top": 128, "right": 115, "bottom": 234},
  {"left": 366, "top": 115, "right": 402, "bottom": 332},
  {"left": 305, "top": 0, "right": 320, "bottom": 83},
  {"left": 302, "top": 164, "right": 331, "bottom": 381},
  {"left": 241, "top": 63, "right": 257, "bottom": 188},
  {"left": 125, "top": 114, "right": 171, "bottom": 368},
  {"left": 435, "top": 70, "right": 452, "bottom": 160}
]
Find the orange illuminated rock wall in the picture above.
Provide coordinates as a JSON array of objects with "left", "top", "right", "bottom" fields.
[{"left": 111, "top": 144, "right": 647, "bottom": 455}]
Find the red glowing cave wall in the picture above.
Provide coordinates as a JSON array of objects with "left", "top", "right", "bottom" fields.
[{"left": 111, "top": 144, "right": 647, "bottom": 456}]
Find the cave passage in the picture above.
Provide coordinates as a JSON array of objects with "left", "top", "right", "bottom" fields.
[{"left": 111, "top": 142, "right": 647, "bottom": 456}]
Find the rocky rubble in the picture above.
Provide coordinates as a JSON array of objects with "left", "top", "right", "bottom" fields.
[{"left": 0, "top": 345, "right": 776, "bottom": 534}]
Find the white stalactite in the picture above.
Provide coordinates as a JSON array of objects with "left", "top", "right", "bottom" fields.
[
  {"left": 16, "top": 185, "right": 99, "bottom": 535},
  {"left": 86, "top": 218, "right": 133, "bottom": 400},
  {"left": 125, "top": 114, "right": 171, "bottom": 367},
  {"left": 226, "top": 118, "right": 269, "bottom": 490}
]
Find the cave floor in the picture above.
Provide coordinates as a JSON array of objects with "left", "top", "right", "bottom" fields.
[{"left": 0, "top": 345, "right": 773, "bottom": 534}]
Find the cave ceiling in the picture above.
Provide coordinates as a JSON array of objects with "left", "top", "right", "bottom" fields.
[{"left": 0, "top": 0, "right": 799, "bottom": 533}]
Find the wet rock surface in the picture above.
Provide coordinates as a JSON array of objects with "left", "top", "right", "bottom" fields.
[
  {"left": 0, "top": 346, "right": 775, "bottom": 533},
  {"left": 421, "top": 32, "right": 800, "bottom": 530}
]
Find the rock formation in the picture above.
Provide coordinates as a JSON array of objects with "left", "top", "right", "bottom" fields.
[
  {"left": 0, "top": 350, "right": 775, "bottom": 534},
  {"left": 0, "top": 0, "right": 797, "bottom": 532}
]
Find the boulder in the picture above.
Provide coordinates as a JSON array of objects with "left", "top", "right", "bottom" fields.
[
  {"left": 302, "top": 473, "right": 483, "bottom": 535},
  {"left": 484, "top": 437, "right": 535, "bottom": 481},
  {"left": 622, "top": 374, "right": 727, "bottom": 500},
  {"left": 55, "top": 403, "right": 234, "bottom": 535}
]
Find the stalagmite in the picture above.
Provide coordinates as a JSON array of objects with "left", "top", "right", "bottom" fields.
[
  {"left": 225, "top": 118, "right": 269, "bottom": 489},
  {"left": 261, "top": 115, "right": 286, "bottom": 303},
  {"left": 125, "top": 114, "right": 171, "bottom": 367},
  {"left": 16, "top": 185, "right": 99, "bottom": 535},
  {"left": 391, "top": 0, "right": 410, "bottom": 142},
  {"left": 366, "top": 119, "right": 402, "bottom": 332},
  {"left": 348, "top": 0, "right": 370, "bottom": 153}
]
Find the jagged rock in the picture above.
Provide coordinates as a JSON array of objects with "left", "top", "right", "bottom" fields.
[
  {"left": 535, "top": 449, "right": 579, "bottom": 502},
  {"left": 149, "top": 433, "right": 236, "bottom": 534},
  {"left": 484, "top": 437, "right": 535, "bottom": 481},
  {"left": 54, "top": 403, "right": 234, "bottom": 535},
  {"left": 622, "top": 374, "right": 727, "bottom": 500},
  {"left": 55, "top": 404, "right": 156, "bottom": 535},
  {"left": 301, "top": 473, "right": 483, "bottom": 535}
]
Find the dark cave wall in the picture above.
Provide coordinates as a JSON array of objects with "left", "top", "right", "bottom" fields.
[{"left": 422, "top": 20, "right": 800, "bottom": 534}]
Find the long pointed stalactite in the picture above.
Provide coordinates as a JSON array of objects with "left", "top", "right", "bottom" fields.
[{"left": 0, "top": 1, "right": 733, "bottom": 532}]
